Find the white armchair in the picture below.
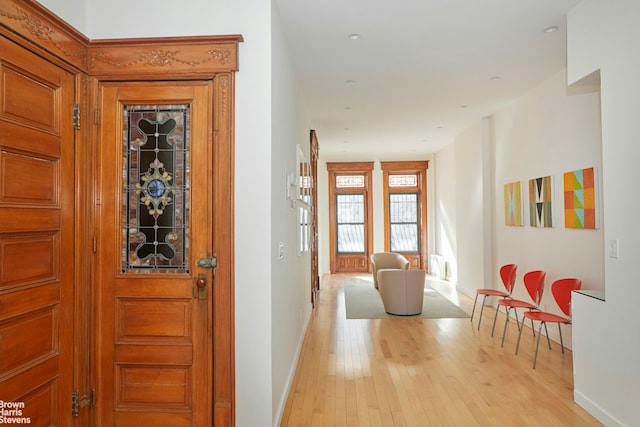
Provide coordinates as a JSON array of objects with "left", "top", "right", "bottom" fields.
[
  {"left": 370, "top": 252, "right": 410, "bottom": 289},
  {"left": 377, "top": 269, "right": 426, "bottom": 315}
]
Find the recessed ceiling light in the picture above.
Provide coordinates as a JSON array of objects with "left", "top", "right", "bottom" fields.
[
  {"left": 436, "top": 126, "right": 443, "bottom": 129},
  {"left": 544, "top": 26, "right": 559, "bottom": 33},
  {"left": 345, "top": 79, "right": 356, "bottom": 84},
  {"left": 348, "top": 33, "right": 361, "bottom": 40},
  {"left": 344, "top": 106, "right": 352, "bottom": 110},
  {"left": 490, "top": 76, "right": 501, "bottom": 81},
  {"left": 460, "top": 105, "right": 469, "bottom": 109},
  {"left": 344, "top": 127, "right": 350, "bottom": 131}
]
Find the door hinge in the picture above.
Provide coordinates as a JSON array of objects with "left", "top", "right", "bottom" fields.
[
  {"left": 73, "top": 104, "right": 81, "bottom": 130},
  {"left": 93, "top": 235, "right": 97, "bottom": 253},
  {"left": 72, "top": 389, "right": 95, "bottom": 417}
]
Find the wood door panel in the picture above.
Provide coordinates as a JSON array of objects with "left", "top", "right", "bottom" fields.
[
  {"left": 335, "top": 257, "right": 370, "bottom": 273},
  {"left": 1, "top": 68, "right": 58, "bottom": 132},
  {"left": 116, "top": 299, "right": 192, "bottom": 339},
  {"left": 336, "top": 255, "right": 368, "bottom": 272},
  {"left": 0, "top": 308, "right": 57, "bottom": 372},
  {"left": 0, "top": 234, "right": 57, "bottom": 286},
  {"left": 0, "top": 32, "right": 74, "bottom": 425},
  {"left": 0, "top": 54, "right": 61, "bottom": 135},
  {"left": 0, "top": 122, "right": 61, "bottom": 158},
  {"left": 114, "top": 344, "right": 192, "bottom": 364},
  {"left": 113, "top": 278, "right": 194, "bottom": 298},
  {"left": 21, "top": 384, "right": 56, "bottom": 427},
  {"left": 0, "top": 209, "right": 60, "bottom": 232},
  {"left": 404, "top": 254, "right": 422, "bottom": 269},
  {"left": 96, "top": 82, "right": 211, "bottom": 426},
  {"left": 0, "top": 151, "right": 58, "bottom": 203},
  {"left": 117, "top": 366, "right": 191, "bottom": 407},
  {"left": 0, "top": 283, "right": 59, "bottom": 321},
  {"left": 0, "top": 357, "right": 58, "bottom": 396}
]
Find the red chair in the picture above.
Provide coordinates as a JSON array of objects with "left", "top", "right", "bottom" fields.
[
  {"left": 491, "top": 270, "right": 546, "bottom": 347},
  {"left": 515, "top": 278, "right": 582, "bottom": 369},
  {"left": 471, "top": 264, "right": 517, "bottom": 330}
]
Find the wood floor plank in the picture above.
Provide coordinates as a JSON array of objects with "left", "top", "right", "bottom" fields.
[{"left": 279, "top": 273, "right": 602, "bottom": 427}]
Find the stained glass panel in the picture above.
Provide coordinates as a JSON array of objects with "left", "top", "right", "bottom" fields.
[
  {"left": 122, "top": 105, "right": 190, "bottom": 272},
  {"left": 336, "top": 175, "right": 365, "bottom": 188},
  {"left": 389, "top": 174, "right": 418, "bottom": 187}
]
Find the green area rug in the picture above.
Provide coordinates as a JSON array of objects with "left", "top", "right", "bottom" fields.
[{"left": 344, "top": 285, "right": 470, "bottom": 319}]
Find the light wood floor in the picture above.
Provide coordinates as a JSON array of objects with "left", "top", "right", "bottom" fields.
[{"left": 279, "top": 273, "right": 602, "bottom": 427}]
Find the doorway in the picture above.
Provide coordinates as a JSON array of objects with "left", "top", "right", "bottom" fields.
[
  {"left": 326, "top": 162, "right": 374, "bottom": 273},
  {"left": 0, "top": 5, "right": 240, "bottom": 424},
  {"left": 94, "top": 82, "right": 214, "bottom": 426}
]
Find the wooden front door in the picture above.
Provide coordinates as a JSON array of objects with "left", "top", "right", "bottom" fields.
[
  {"left": 327, "top": 162, "right": 374, "bottom": 273},
  {"left": 0, "top": 35, "right": 75, "bottom": 423},
  {"left": 95, "top": 82, "right": 214, "bottom": 426}
]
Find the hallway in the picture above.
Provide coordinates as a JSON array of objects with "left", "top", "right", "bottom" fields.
[{"left": 280, "top": 274, "right": 601, "bottom": 426}]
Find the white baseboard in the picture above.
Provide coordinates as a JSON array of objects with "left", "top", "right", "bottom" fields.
[
  {"left": 272, "top": 311, "right": 312, "bottom": 427},
  {"left": 574, "top": 390, "right": 625, "bottom": 427}
]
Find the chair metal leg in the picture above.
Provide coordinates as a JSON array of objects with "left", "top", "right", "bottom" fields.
[
  {"left": 533, "top": 321, "right": 545, "bottom": 369},
  {"left": 530, "top": 317, "right": 536, "bottom": 336},
  {"left": 471, "top": 294, "right": 479, "bottom": 323},
  {"left": 500, "top": 307, "right": 511, "bottom": 347},
  {"left": 519, "top": 314, "right": 535, "bottom": 337},
  {"left": 513, "top": 308, "right": 520, "bottom": 331},
  {"left": 558, "top": 324, "right": 565, "bottom": 354},
  {"left": 491, "top": 304, "right": 500, "bottom": 337},
  {"left": 477, "top": 296, "right": 488, "bottom": 330},
  {"left": 515, "top": 316, "right": 526, "bottom": 355},
  {"left": 543, "top": 322, "right": 552, "bottom": 349}
]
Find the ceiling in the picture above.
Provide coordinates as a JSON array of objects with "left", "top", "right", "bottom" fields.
[{"left": 274, "top": 0, "right": 582, "bottom": 162}]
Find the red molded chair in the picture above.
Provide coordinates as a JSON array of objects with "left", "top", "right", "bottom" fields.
[
  {"left": 515, "top": 278, "right": 582, "bottom": 369},
  {"left": 491, "top": 270, "right": 546, "bottom": 347},
  {"left": 471, "top": 264, "right": 517, "bottom": 330}
]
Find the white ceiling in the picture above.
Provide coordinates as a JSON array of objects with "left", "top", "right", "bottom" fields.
[{"left": 274, "top": 0, "right": 582, "bottom": 162}]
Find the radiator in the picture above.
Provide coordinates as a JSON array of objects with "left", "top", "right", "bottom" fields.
[{"left": 430, "top": 254, "right": 447, "bottom": 280}]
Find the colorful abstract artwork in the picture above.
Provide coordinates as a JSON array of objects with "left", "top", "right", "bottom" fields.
[
  {"left": 563, "top": 167, "right": 598, "bottom": 229},
  {"left": 504, "top": 181, "right": 523, "bottom": 226},
  {"left": 529, "top": 175, "right": 553, "bottom": 227}
]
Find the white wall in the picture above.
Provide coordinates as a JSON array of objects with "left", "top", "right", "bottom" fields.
[
  {"left": 567, "top": 1, "right": 640, "bottom": 425},
  {"left": 493, "top": 69, "right": 603, "bottom": 350},
  {"left": 434, "top": 118, "right": 492, "bottom": 292},
  {"left": 433, "top": 117, "right": 492, "bottom": 295},
  {"left": 493, "top": 69, "right": 604, "bottom": 317},
  {"left": 270, "top": 4, "right": 314, "bottom": 425},
  {"left": 435, "top": 68, "right": 603, "bottom": 346},
  {"left": 433, "top": 142, "right": 457, "bottom": 280},
  {"left": 454, "top": 120, "right": 492, "bottom": 293},
  {"left": 37, "top": 0, "right": 87, "bottom": 34}
]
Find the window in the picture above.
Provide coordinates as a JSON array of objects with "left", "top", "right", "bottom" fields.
[
  {"left": 336, "top": 193, "right": 365, "bottom": 253},
  {"left": 327, "top": 162, "right": 374, "bottom": 273},
  {"left": 122, "top": 104, "right": 189, "bottom": 272},
  {"left": 389, "top": 192, "right": 419, "bottom": 252},
  {"left": 381, "top": 161, "right": 429, "bottom": 269}
]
